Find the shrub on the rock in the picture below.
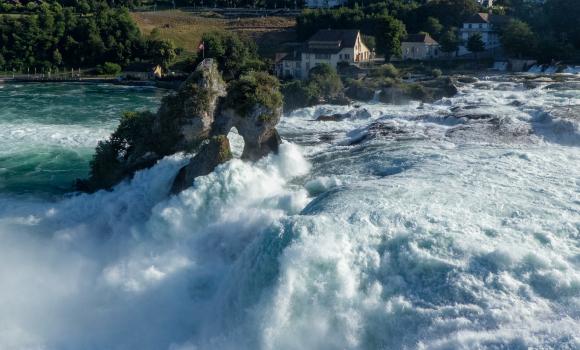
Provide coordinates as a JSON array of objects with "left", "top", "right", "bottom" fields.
[{"left": 226, "top": 71, "right": 283, "bottom": 118}]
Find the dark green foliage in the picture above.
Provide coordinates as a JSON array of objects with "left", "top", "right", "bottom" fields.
[
  {"left": 308, "top": 63, "right": 344, "bottom": 99},
  {"left": 416, "top": 0, "right": 479, "bottom": 29},
  {"left": 466, "top": 33, "right": 485, "bottom": 58},
  {"left": 362, "top": 35, "right": 376, "bottom": 51},
  {"left": 281, "top": 63, "right": 345, "bottom": 111},
  {"left": 544, "top": 0, "right": 580, "bottom": 49},
  {"left": 0, "top": 1, "right": 144, "bottom": 13},
  {"left": 423, "top": 17, "right": 443, "bottom": 39},
  {"left": 87, "top": 110, "right": 156, "bottom": 190},
  {"left": 439, "top": 29, "right": 460, "bottom": 56},
  {"left": 198, "top": 31, "right": 262, "bottom": 80},
  {"left": 372, "top": 13, "right": 407, "bottom": 58},
  {"left": 226, "top": 71, "right": 283, "bottom": 118},
  {"left": 501, "top": 19, "right": 537, "bottom": 58},
  {"left": 431, "top": 68, "right": 442, "bottom": 78},
  {"left": 280, "top": 80, "right": 317, "bottom": 112},
  {"left": 0, "top": 1, "right": 178, "bottom": 71},
  {"left": 370, "top": 63, "right": 399, "bottom": 79},
  {"left": 0, "top": 3, "right": 145, "bottom": 70},
  {"left": 145, "top": 39, "right": 176, "bottom": 69},
  {"left": 96, "top": 62, "right": 122, "bottom": 75},
  {"left": 499, "top": 0, "right": 580, "bottom": 61}
]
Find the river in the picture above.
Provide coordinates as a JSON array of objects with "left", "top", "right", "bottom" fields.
[{"left": 0, "top": 76, "right": 578, "bottom": 349}]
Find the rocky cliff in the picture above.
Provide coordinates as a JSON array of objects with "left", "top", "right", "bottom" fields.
[{"left": 77, "top": 59, "right": 283, "bottom": 194}]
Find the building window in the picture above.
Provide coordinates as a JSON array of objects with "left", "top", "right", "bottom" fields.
[
  {"left": 468, "top": 24, "right": 472, "bottom": 29},
  {"left": 479, "top": 24, "right": 483, "bottom": 29},
  {"left": 315, "top": 53, "right": 331, "bottom": 59}
]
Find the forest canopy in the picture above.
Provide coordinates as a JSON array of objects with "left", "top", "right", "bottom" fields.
[{"left": 0, "top": 1, "right": 175, "bottom": 71}]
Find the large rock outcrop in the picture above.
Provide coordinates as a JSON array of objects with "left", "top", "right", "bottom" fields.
[
  {"left": 78, "top": 59, "right": 283, "bottom": 193},
  {"left": 170, "top": 135, "right": 232, "bottom": 194},
  {"left": 154, "top": 59, "right": 227, "bottom": 153}
]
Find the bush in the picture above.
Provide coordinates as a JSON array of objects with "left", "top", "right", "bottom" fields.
[
  {"left": 199, "top": 31, "right": 262, "bottom": 80},
  {"left": 308, "top": 63, "right": 344, "bottom": 98},
  {"left": 380, "top": 77, "right": 396, "bottom": 87},
  {"left": 225, "top": 71, "right": 283, "bottom": 118},
  {"left": 97, "top": 62, "right": 122, "bottom": 75},
  {"left": 431, "top": 68, "right": 442, "bottom": 78},
  {"left": 405, "top": 83, "right": 430, "bottom": 101},
  {"left": 87, "top": 110, "right": 156, "bottom": 190},
  {"left": 146, "top": 39, "right": 176, "bottom": 69},
  {"left": 282, "top": 64, "right": 346, "bottom": 111},
  {"left": 281, "top": 80, "right": 316, "bottom": 111},
  {"left": 371, "top": 63, "right": 399, "bottom": 78}
]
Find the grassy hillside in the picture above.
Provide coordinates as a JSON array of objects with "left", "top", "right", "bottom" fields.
[{"left": 130, "top": 10, "right": 296, "bottom": 61}]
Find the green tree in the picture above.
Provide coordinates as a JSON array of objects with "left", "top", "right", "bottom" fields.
[
  {"left": 308, "top": 63, "right": 343, "bottom": 98},
  {"left": 420, "top": 0, "right": 480, "bottom": 28},
  {"left": 147, "top": 39, "right": 176, "bottom": 68},
  {"left": 545, "top": 0, "right": 580, "bottom": 49},
  {"left": 439, "top": 29, "right": 459, "bottom": 57},
  {"left": 97, "top": 62, "right": 122, "bottom": 75},
  {"left": 372, "top": 14, "right": 407, "bottom": 59},
  {"left": 424, "top": 17, "right": 443, "bottom": 39},
  {"left": 199, "top": 31, "right": 261, "bottom": 79},
  {"left": 501, "top": 19, "right": 537, "bottom": 58},
  {"left": 467, "top": 33, "right": 485, "bottom": 59}
]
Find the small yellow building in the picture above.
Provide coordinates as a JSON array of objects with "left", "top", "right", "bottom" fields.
[{"left": 153, "top": 65, "right": 163, "bottom": 79}]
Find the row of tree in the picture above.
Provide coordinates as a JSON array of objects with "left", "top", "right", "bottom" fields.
[
  {"left": 497, "top": 0, "right": 580, "bottom": 61},
  {"left": 0, "top": 2, "right": 177, "bottom": 71},
  {"left": 0, "top": 1, "right": 144, "bottom": 13}
]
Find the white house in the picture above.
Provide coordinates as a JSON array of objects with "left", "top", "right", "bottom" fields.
[
  {"left": 458, "top": 12, "right": 509, "bottom": 56},
  {"left": 275, "top": 29, "right": 373, "bottom": 79},
  {"left": 305, "top": 0, "right": 348, "bottom": 8},
  {"left": 401, "top": 33, "right": 440, "bottom": 60}
]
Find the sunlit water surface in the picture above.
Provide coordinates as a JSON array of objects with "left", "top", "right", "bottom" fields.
[{"left": 0, "top": 77, "right": 578, "bottom": 350}]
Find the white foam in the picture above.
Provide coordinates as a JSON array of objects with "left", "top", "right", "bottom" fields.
[{"left": 0, "top": 78, "right": 579, "bottom": 349}]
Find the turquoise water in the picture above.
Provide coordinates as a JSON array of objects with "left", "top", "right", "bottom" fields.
[
  {"left": 0, "top": 83, "right": 164, "bottom": 197},
  {"left": 0, "top": 77, "right": 578, "bottom": 349}
]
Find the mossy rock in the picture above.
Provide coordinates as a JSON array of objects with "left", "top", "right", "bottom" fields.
[{"left": 224, "top": 71, "right": 283, "bottom": 119}]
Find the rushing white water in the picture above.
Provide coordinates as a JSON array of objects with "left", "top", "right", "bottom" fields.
[{"left": 0, "top": 76, "right": 579, "bottom": 349}]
